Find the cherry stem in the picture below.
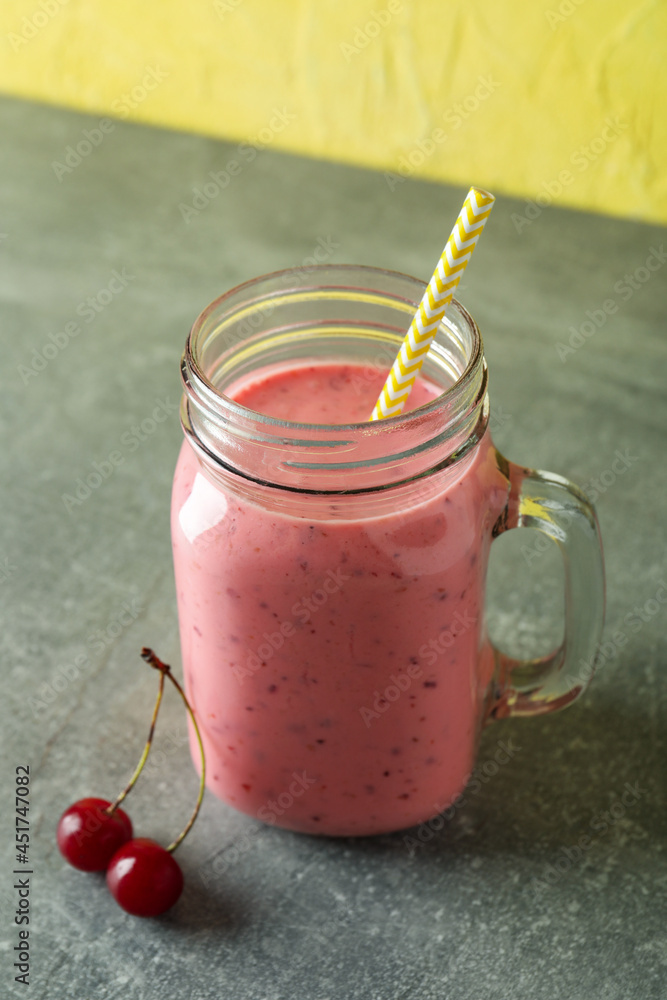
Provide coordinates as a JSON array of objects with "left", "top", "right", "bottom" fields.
[
  {"left": 140, "top": 647, "right": 206, "bottom": 854},
  {"left": 104, "top": 667, "right": 166, "bottom": 818}
]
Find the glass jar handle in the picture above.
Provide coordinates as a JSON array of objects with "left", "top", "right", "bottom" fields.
[{"left": 487, "top": 454, "right": 605, "bottom": 719}]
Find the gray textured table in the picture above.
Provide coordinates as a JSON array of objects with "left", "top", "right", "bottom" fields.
[{"left": 1, "top": 95, "right": 666, "bottom": 1000}]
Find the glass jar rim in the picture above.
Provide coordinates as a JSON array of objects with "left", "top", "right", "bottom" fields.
[
  {"left": 184, "top": 263, "right": 483, "bottom": 431},
  {"left": 180, "top": 263, "right": 489, "bottom": 498}
]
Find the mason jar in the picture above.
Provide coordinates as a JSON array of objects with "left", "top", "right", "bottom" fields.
[{"left": 171, "top": 265, "right": 605, "bottom": 837}]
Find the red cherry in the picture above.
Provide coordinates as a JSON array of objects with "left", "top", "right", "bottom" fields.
[
  {"left": 57, "top": 798, "right": 133, "bottom": 872},
  {"left": 106, "top": 838, "right": 183, "bottom": 917}
]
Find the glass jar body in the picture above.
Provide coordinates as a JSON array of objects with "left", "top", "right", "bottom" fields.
[{"left": 172, "top": 432, "right": 506, "bottom": 836}]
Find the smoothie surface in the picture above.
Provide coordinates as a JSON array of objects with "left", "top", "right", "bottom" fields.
[{"left": 229, "top": 362, "right": 442, "bottom": 423}]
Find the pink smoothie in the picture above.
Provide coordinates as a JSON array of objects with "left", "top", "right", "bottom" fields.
[{"left": 171, "top": 362, "right": 502, "bottom": 836}]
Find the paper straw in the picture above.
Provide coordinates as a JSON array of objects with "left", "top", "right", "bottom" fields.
[{"left": 370, "top": 186, "right": 495, "bottom": 421}]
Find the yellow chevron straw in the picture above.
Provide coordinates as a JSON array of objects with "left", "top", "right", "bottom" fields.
[{"left": 370, "top": 186, "right": 495, "bottom": 421}]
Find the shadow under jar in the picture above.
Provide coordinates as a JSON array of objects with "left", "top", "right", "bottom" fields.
[{"left": 171, "top": 265, "right": 605, "bottom": 837}]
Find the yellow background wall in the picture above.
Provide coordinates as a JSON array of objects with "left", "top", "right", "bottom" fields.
[{"left": 1, "top": 0, "right": 665, "bottom": 223}]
